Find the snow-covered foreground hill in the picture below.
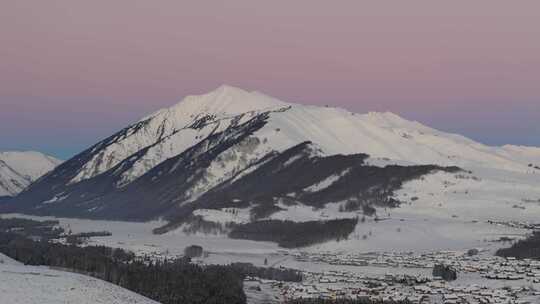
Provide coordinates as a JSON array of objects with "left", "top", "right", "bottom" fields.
[
  {"left": 0, "top": 254, "right": 158, "bottom": 304},
  {"left": 0, "top": 151, "right": 61, "bottom": 196}
]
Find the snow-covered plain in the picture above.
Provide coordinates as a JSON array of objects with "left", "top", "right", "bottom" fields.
[
  {"left": 0, "top": 254, "right": 158, "bottom": 304},
  {"left": 0, "top": 214, "right": 280, "bottom": 258}
]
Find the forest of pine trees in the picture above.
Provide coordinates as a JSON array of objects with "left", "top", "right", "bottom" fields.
[
  {"left": 230, "top": 262, "right": 302, "bottom": 282},
  {"left": 229, "top": 218, "right": 358, "bottom": 248},
  {"left": 0, "top": 231, "right": 246, "bottom": 304},
  {"left": 496, "top": 230, "right": 540, "bottom": 259}
]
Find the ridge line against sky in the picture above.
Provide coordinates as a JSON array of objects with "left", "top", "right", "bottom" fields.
[{"left": 1, "top": 0, "right": 539, "bottom": 159}]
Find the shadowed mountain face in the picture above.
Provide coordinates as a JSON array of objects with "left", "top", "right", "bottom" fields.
[{"left": 3, "top": 86, "right": 467, "bottom": 242}]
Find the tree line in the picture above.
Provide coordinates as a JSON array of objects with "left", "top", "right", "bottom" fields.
[
  {"left": 496, "top": 230, "right": 540, "bottom": 259},
  {"left": 229, "top": 218, "right": 358, "bottom": 248},
  {"left": 231, "top": 262, "right": 302, "bottom": 282}
]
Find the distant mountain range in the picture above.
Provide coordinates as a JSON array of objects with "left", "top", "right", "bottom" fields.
[
  {"left": 3, "top": 86, "right": 540, "bottom": 244},
  {"left": 0, "top": 151, "right": 61, "bottom": 197}
]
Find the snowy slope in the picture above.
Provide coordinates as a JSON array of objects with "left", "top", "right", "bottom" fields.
[
  {"left": 0, "top": 151, "right": 61, "bottom": 196},
  {"left": 0, "top": 151, "right": 62, "bottom": 180},
  {"left": 497, "top": 145, "right": 540, "bottom": 167},
  {"left": 0, "top": 253, "right": 22, "bottom": 266},
  {"left": 70, "top": 85, "right": 288, "bottom": 186},
  {"left": 0, "top": 261, "right": 159, "bottom": 304}
]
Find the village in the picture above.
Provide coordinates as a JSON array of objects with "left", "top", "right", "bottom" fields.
[{"left": 247, "top": 250, "right": 540, "bottom": 304}]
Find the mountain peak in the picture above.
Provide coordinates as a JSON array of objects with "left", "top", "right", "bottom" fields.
[
  {"left": 213, "top": 84, "right": 249, "bottom": 95},
  {"left": 183, "top": 84, "right": 288, "bottom": 113},
  {"left": 143, "top": 85, "right": 288, "bottom": 123},
  {"left": 359, "top": 111, "right": 429, "bottom": 131}
]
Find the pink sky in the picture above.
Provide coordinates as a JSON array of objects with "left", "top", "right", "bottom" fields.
[{"left": 1, "top": 1, "right": 539, "bottom": 158}]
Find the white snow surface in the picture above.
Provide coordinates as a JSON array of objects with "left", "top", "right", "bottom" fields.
[
  {"left": 498, "top": 144, "right": 540, "bottom": 166},
  {"left": 310, "top": 165, "right": 540, "bottom": 252},
  {"left": 193, "top": 207, "right": 252, "bottom": 224},
  {"left": 0, "top": 151, "right": 61, "bottom": 196},
  {"left": 268, "top": 201, "right": 355, "bottom": 223},
  {"left": 0, "top": 258, "right": 158, "bottom": 304},
  {"left": 0, "top": 253, "right": 22, "bottom": 266},
  {"left": 303, "top": 169, "right": 351, "bottom": 193}
]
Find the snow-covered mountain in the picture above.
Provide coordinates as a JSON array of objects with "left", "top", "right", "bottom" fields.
[
  {"left": 0, "top": 151, "right": 61, "bottom": 196},
  {"left": 4, "top": 86, "right": 540, "bottom": 240},
  {"left": 47, "top": 86, "right": 533, "bottom": 185}
]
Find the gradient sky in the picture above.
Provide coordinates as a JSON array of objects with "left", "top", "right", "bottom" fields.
[{"left": 1, "top": 1, "right": 539, "bottom": 159}]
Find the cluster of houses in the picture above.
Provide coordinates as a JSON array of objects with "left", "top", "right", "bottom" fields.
[
  {"left": 269, "top": 270, "right": 536, "bottom": 303},
  {"left": 295, "top": 250, "right": 540, "bottom": 282},
  {"left": 486, "top": 220, "right": 540, "bottom": 230},
  {"left": 256, "top": 250, "right": 540, "bottom": 303}
]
